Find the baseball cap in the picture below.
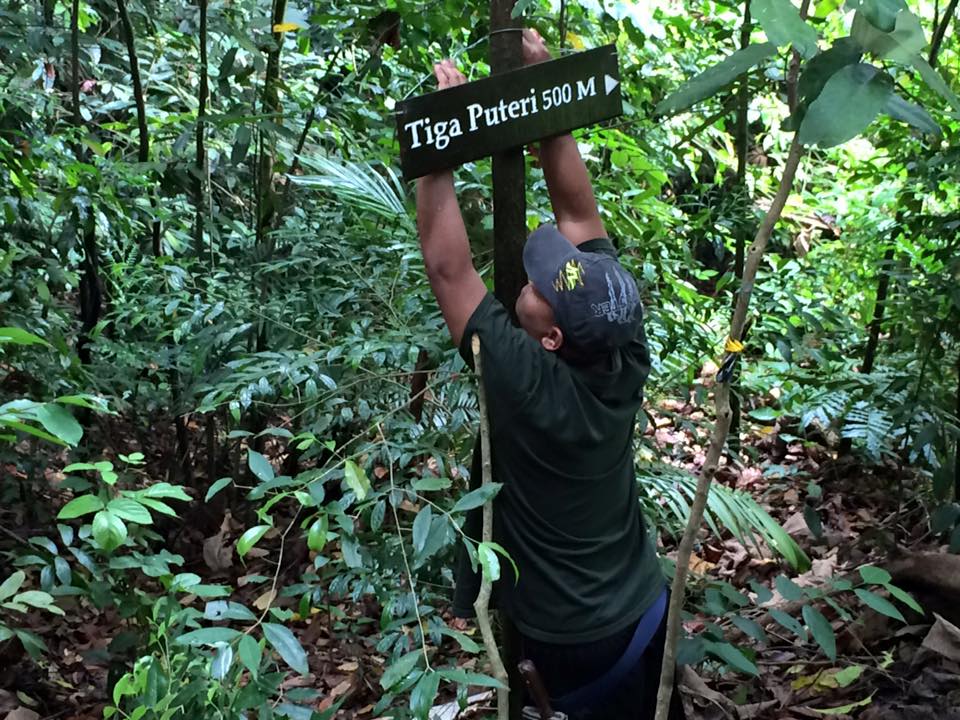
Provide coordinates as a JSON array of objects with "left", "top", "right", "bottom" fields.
[{"left": 523, "top": 224, "right": 642, "bottom": 351}]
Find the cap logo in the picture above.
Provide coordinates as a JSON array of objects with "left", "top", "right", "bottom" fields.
[
  {"left": 590, "top": 271, "right": 636, "bottom": 325},
  {"left": 553, "top": 259, "right": 586, "bottom": 293}
]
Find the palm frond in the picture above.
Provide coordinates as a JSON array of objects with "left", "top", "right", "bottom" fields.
[
  {"left": 637, "top": 464, "right": 811, "bottom": 571},
  {"left": 291, "top": 155, "right": 408, "bottom": 221}
]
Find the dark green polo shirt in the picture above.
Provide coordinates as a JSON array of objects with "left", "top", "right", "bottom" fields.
[{"left": 452, "top": 238, "right": 664, "bottom": 644}]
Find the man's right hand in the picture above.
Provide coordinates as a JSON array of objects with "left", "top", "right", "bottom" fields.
[{"left": 522, "top": 28, "right": 551, "bottom": 66}]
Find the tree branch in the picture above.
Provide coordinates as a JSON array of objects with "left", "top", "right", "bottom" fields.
[
  {"left": 471, "top": 334, "right": 509, "bottom": 720},
  {"left": 653, "top": 136, "right": 804, "bottom": 720},
  {"left": 929, "top": 0, "right": 959, "bottom": 68}
]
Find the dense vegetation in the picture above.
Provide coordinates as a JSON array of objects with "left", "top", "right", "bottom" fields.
[{"left": 1, "top": 0, "right": 958, "bottom": 717}]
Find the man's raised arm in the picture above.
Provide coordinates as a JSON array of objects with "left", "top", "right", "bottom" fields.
[
  {"left": 416, "top": 60, "right": 487, "bottom": 347},
  {"left": 523, "top": 30, "right": 607, "bottom": 247}
]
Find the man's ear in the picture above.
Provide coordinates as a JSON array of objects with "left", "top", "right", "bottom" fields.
[{"left": 540, "top": 326, "right": 563, "bottom": 352}]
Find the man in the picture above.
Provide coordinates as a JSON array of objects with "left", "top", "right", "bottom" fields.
[{"left": 416, "top": 30, "right": 682, "bottom": 720}]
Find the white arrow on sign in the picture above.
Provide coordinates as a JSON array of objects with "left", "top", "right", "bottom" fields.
[{"left": 604, "top": 74, "right": 619, "bottom": 95}]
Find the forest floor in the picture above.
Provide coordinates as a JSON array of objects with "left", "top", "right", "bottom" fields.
[{"left": 3, "top": 399, "right": 960, "bottom": 720}]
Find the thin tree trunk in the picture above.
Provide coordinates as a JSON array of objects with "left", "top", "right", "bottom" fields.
[
  {"left": 115, "top": 0, "right": 161, "bottom": 255},
  {"left": 194, "top": 0, "right": 208, "bottom": 255},
  {"left": 955, "top": 351, "right": 960, "bottom": 501},
  {"left": 786, "top": 0, "right": 813, "bottom": 112},
  {"left": 490, "top": 0, "right": 526, "bottom": 323},
  {"left": 72, "top": 0, "right": 100, "bottom": 365},
  {"left": 729, "top": 0, "right": 752, "bottom": 453},
  {"left": 654, "top": 137, "right": 805, "bottom": 720},
  {"left": 863, "top": 244, "right": 896, "bottom": 374},
  {"left": 256, "top": 0, "right": 288, "bottom": 252},
  {"left": 470, "top": 335, "right": 509, "bottom": 720},
  {"left": 929, "top": 0, "right": 958, "bottom": 68}
]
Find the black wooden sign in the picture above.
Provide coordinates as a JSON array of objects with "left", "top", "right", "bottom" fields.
[{"left": 396, "top": 45, "right": 621, "bottom": 180}]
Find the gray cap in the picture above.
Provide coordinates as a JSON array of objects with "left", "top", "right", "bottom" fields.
[{"left": 522, "top": 224, "right": 641, "bottom": 351}]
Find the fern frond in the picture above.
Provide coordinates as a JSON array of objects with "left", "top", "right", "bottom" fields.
[{"left": 291, "top": 155, "right": 408, "bottom": 221}]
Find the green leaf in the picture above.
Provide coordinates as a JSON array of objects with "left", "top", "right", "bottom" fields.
[
  {"left": 107, "top": 498, "right": 153, "bottom": 525},
  {"left": 770, "top": 608, "right": 809, "bottom": 640},
  {"left": 730, "top": 615, "right": 768, "bottom": 644},
  {"left": 775, "top": 574, "right": 804, "bottom": 601},
  {"left": 92, "top": 510, "right": 127, "bottom": 552},
  {"left": 59, "top": 494, "right": 105, "bottom": 520},
  {"left": 437, "top": 627, "right": 481, "bottom": 653},
  {"left": 248, "top": 451, "right": 275, "bottom": 482},
  {"left": 380, "top": 649, "right": 422, "bottom": 689},
  {"left": 854, "top": 588, "right": 905, "bottom": 621},
  {"left": 436, "top": 667, "right": 508, "bottom": 688},
  {"left": 834, "top": 664, "right": 864, "bottom": 687},
  {"left": 0, "top": 571, "right": 25, "bottom": 602},
  {"left": 0, "top": 327, "right": 50, "bottom": 346},
  {"left": 882, "top": 93, "right": 939, "bottom": 134},
  {"left": 140, "top": 482, "right": 191, "bottom": 501},
  {"left": 205, "top": 477, "right": 233, "bottom": 502},
  {"left": 655, "top": 43, "right": 777, "bottom": 117},
  {"left": 410, "top": 670, "right": 440, "bottom": 719},
  {"left": 343, "top": 460, "right": 370, "bottom": 501},
  {"left": 238, "top": 634, "right": 262, "bottom": 678},
  {"left": 211, "top": 642, "right": 234, "bottom": 680},
  {"left": 237, "top": 525, "right": 271, "bottom": 557},
  {"left": 752, "top": 0, "right": 819, "bottom": 59},
  {"left": 412, "top": 477, "right": 451, "bottom": 492},
  {"left": 412, "top": 506, "right": 432, "bottom": 553},
  {"left": 858, "top": 565, "right": 891, "bottom": 585},
  {"left": 799, "top": 63, "right": 893, "bottom": 147},
  {"left": 910, "top": 56, "right": 960, "bottom": 113},
  {"left": 307, "top": 515, "right": 328, "bottom": 552},
  {"left": 477, "top": 542, "right": 500, "bottom": 582},
  {"left": 803, "top": 605, "right": 837, "bottom": 660},
  {"left": 703, "top": 641, "right": 759, "bottom": 676},
  {"left": 35, "top": 404, "right": 82, "bottom": 445},
  {"left": 137, "top": 497, "right": 178, "bottom": 517},
  {"left": 510, "top": 0, "right": 538, "bottom": 18},
  {"left": 798, "top": 38, "right": 863, "bottom": 106},
  {"left": 263, "top": 622, "right": 309, "bottom": 675},
  {"left": 855, "top": 0, "right": 907, "bottom": 31},
  {"left": 176, "top": 627, "right": 242, "bottom": 646},
  {"left": 451, "top": 483, "right": 502, "bottom": 513},
  {"left": 810, "top": 693, "right": 875, "bottom": 715},
  {"left": 885, "top": 582, "right": 922, "bottom": 614},
  {"left": 851, "top": 8, "right": 925, "bottom": 62}
]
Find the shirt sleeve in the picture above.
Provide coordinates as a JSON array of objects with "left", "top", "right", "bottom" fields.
[{"left": 458, "top": 293, "right": 556, "bottom": 413}]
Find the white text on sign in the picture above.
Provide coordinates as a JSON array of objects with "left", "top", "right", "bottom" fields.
[{"left": 404, "top": 77, "right": 605, "bottom": 152}]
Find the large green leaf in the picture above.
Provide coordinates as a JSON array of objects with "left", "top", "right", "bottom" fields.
[
  {"left": 703, "top": 641, "right": 759, "bottom": 676},
  {"left": 854, "top": 588, "right": 905, "bottom": 621},
  {"left": 0, "top": 327, "right": 50, "bottom": 346},
  {"left": 412, "top": 505, "right": 432, "bottom": 553},
  {"left": 752, "top": 0, "right": 819, "bottom": 59},
  {"left": 852, "top": 9, "right": 926, "bottom": 63},
  {"left": 451, "top": 483, "right": 503, "bottom": 513},
  {"left": 380, "top": 649, "right": 421, "bottom": 690},
  {"left": 263, "top": 622, "right": 308, "bottom": 675},
  {"left": 410, "top": 670, "right": 441, "bottom": 719},
  {"left": 247, "top": 450, "right": 274, "bottom": 482},
  {"left": 799, "top": 63, "right": 893, "bottom": 147},
  {"left": 343, "top": 460, "right": 370, "bottom": 501},
  {"left": 655, "top": 43, "right": 777, "bottom": 117},
  {"left": 883, "top": 93, "right": 940, "bottom": 134},
  {"left": 176, "top": 627, "right": 243, "bottom": 646},
  {"left": 238, "top": 634, "right": 262, "bottom": 678},
  {"left": 35, "top": 404, "right": 82, "bottom": 446},
  {"left": 57, "top": 494, "right": 104, "bottom": 519},
  {"left": 910, "top": 56, "right": 960, "bottom": 113},
  {"left": 803, "top": 605, "right": 837, "bottom": 660},
  {"left": 107, "top": 498, "right": 153, "bottom": 525},
  {"left": 237, "top": 525, "right": 271, "bottom": 557},
  {"left": 0, "top": 571, "right": 25, "bottom": 602},
  {"left": 851, "top": 0, "right": 908, "bottom": 31},
  {"left": 798, "top": 38, "right": 863, "bottom": 106},
  {"left": 92, "top": 510, "right": 127, "bottom": 552}
]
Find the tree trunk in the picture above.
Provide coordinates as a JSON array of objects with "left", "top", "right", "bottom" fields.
[
  {"left": 72, "top": 0, "right": 100, "bottom": 365},
  {"left": 862, "top": 244, "right": 895, "bottom": 374},
  {"left": 194, "top": 0, "right": 208, "bottom": 256},
  {"left": 955, "top": 351, "right": 960, "bottom": 502},
  {"left": 490, "top": 0, "right": 526, "bottom": 322},
  {"left": 929, "top": 0, "right": 958, "bottom": 68},
  {"left": 115, "top": 0, "right": 161, "bottom": 255},
  {"left": 256, "top": 0, "right": 288, "bottom": 253},
  {"left": 729, "top": 0, "right": 752, "bottom": 454},
  {"left": 654, "top": 137, "right": 805, "bottom": 720}
]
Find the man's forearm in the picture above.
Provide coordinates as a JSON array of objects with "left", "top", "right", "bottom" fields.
[
  {"left": 416, "top": 170, "right": 473, "bottom": 279},
  {"left": 538, "top": 133, "right": 606, "bottom": 245}
]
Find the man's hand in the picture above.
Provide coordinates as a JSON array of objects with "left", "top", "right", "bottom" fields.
[
  {"left": 522, "top": 28, "right": 551, "bottom": 66},
  {"left": 434, "top": 58, "right": 467, "bottom": 90}
]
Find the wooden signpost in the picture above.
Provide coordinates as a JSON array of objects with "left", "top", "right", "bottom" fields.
[{"left": 396, "top": 45, "right": 622, "bottom": 180}]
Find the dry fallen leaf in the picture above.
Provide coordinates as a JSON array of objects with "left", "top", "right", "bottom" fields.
[
  {"left": 253, "top": 589, "right": 277, "bottom": 611},
  {"left": 922, "top": 613, "right": 960, "bottom": 663}
]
